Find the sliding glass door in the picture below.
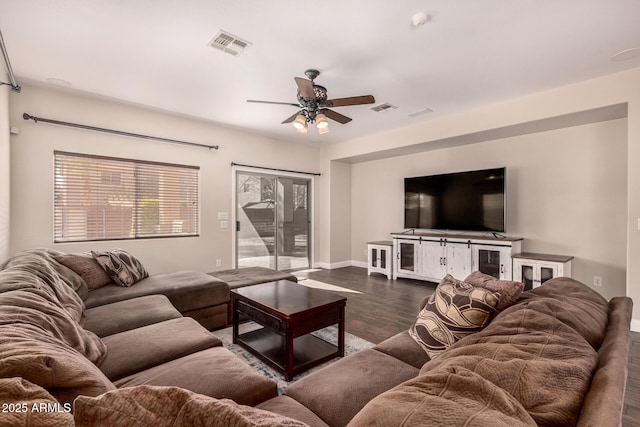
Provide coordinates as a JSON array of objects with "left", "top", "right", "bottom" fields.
[{"left": 235, "top": 170, "right": 310, "bottom": 270}]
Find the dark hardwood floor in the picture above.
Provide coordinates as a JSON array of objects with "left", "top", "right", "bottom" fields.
[
  {"left": 296, "top": 266, "right": 435, "bottom": 344},
  {"left": 297, "top": 266, "right": 640, "bottom": 426}
]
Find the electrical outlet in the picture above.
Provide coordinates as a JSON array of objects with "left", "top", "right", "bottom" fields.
[
  {"left": 216, "top": 259, "right": 222, "bottom": 267},
  {"left": 593, "top": 276, "right": 603, "bottom": 287},
  {"left": 220, "top": 220, "right": 228, "bottom": 229}
]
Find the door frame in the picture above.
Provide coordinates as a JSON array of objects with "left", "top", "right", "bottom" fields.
[{"left": 231, "top": 165, "right": 314, "bottom": 270}]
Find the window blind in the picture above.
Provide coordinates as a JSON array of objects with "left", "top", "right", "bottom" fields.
[{"left": 54, "top": 151, "right": 199, "bottom": 242}]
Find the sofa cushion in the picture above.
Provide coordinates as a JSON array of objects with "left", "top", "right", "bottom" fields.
[
  {"left": 73, "top": 385, "right": 306, "bottom": 427},
  {"left": 284, "top": 349, "right": 419, "bottom": 427},
  {"left": 0, "top": 321, "right": 115, "bottom": 406},
  {"left": 464, "top": 270, "right": 524, "bottom": 310},
  {"left": 373, "top": 330, "right": 431, "bottom": 369},
  {"left": 84, "top": 295, "right": 182, "bottom": 337},
  {"left": 0, "top": 377, "right": 74, "bottom": 426},
  {"left": 420, "top": 279, "right": 602, "bottom": 426},
  {"left": 92, "top": 248, "right": 149, "bottom": 287},
  {"left": 209, "top": 266, "right": 297, "bottom": 289},
  {"left": 182, "top": 303, "right": 229, "bottom": 330},
  {"left": 348, "top": 366, "right": 536, "bottom": 427},
  {"left": 513, "top": 277, "right": 609, "bottom": 349},
  {"left": 84, "top": 270, "right": 229, "bottom": 313},
  {"left": 409, "top": 274, "right": 500, "bottom": 359},
  {"left": 114, "top": 347, "right": 278, "bottom": 407},
  {"left": 1, "top": 248, "right": 88, "bottom": 321},
  {"left": 257, "top": 396, "right": 330, "bottom": 427},
  {"left": 54, "top": 252, "right": 113, "bottom": 290},
  {"left": 0, "top": 289, "right": 106, "bottom": 364},
  {"left": 99, "top": 317, "right": 221, "bottom": 381}
]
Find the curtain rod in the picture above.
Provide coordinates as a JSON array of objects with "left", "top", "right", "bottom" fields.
[
  {"left": 23, "top": 113, "right": 219, "bottom": 150},
  {"left": 231, "top": 162, "right": 321, "bottom": 176},
  {"left": 0, "top": 29, "right": 21, "bottom": 92}
]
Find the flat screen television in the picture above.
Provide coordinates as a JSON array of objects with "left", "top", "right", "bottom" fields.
[{"left": 404, "top": 167, "right": 506, "bottom": 232}]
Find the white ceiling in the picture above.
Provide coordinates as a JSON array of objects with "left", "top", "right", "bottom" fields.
[{"left": 1, "top": 0, "right": 639, "bottom": 145}]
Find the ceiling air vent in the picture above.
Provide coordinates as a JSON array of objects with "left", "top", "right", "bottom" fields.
[
  {"left": 370, "top": 102, "right": 397, "bottom": 113},
  {"left": 408, "top": 107, "right": 433, "bottom": 118},
  {"left": 208, "top": 30, "right": 252, "bottom": 56}
]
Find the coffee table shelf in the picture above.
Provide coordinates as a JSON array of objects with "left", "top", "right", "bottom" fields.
[{"left": 237, "top": 327, "right": 341, "bottom": 378}]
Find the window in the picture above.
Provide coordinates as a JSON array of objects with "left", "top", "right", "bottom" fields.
[{"left": 54, "top": 151, "right": 199, "bottom": 242}]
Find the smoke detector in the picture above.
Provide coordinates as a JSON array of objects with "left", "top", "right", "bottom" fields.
[
  {"left": 208, "top": 30, "right": 252, "bottom": 56},
  {"left": 412, "top": 12, "right": 429, "bottom": 27}
]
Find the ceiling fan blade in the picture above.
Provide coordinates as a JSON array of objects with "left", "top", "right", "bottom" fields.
[
  {"left": 294, "top": 77, "right": 315, "bottom": 99},
  {"left": 323, "top": 109, "right": 352, "bottom": 124},
  {"left": 247, "top": 100, "right": 300, "bottom": 107},
  {"left": 282, "top": 111, "right": 302, "bottom": 124},
  {"left": 322, "top": 95, "right": 375, "bottom": 108}
]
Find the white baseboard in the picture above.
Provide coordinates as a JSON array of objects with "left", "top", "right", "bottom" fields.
[
  {"left": 631, "top": 319, "right": 640, "bottom": 332},
  {"left": 313, "top": 260, "right": 359, "bottom": 270},
  {"left": 351, "top": 260, "right": 367, "bottom": 269}
]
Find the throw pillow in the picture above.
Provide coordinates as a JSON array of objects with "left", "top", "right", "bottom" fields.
[
  {"left": 409, "top": 274, "right": 500, "bottom": 359},
  {"left": 54, "top": 252, "right": 113, "bottom": 290},
  {"left": 92, "top": 249, "right": 148, "bottom": 287},
  {"left": 465, "top": 271, "right": 524, "bottom": 310},
  {"left": 73, "top": 385, "right": 309, "bottom": 427}
]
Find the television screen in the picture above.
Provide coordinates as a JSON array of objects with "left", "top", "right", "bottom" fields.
[{"left": 404, "top": 167, "right": 506, "bottom": 232}]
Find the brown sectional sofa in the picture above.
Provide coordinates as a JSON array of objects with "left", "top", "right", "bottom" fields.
[
  {"left": 1, "top": 247, "right": 633, "bottom": 426},
  {"left": 0, "top": 248, "right": 278, "bottom": 414},
  {"left": 85, "top": 269, "right": 230, "bottom": 330},
  {"left": 254, "top": 277, "right": 633, "bottom": 427}
]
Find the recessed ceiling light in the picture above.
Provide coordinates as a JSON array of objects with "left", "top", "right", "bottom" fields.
[
  {"left": 611, "top": 48, "right": 640, "bottom": 62},
  {"left": 45, "top": 78, "right": 72, "bottom": 87}
]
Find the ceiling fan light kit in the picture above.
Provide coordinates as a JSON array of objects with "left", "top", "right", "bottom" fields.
[
  {"left": 316, "top": 113, "right": 329, "bottom": 129},
  {"left": 247, "top": 69, "right": 375, "bottom": 136}
]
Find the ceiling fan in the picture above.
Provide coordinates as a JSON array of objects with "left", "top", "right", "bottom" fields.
[{"left": 247, "top": 69, "right": 375, "bottom": 134}]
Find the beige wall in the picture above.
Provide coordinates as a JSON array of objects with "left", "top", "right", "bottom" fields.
[
  {"left": 6, "top": 68, "right": 640, "bottom": 324},
  {"left": 324, "top": 67, "right": 640, "bottom": 325},
  {"left": 329, "top": 161, "right": 351, "bottom": 266},
  {"left": 8, "top": 85, "right": 322, "bottom": 273},
  {"left": 350, "top": 119, "right": 628, "bottom": 300},
  {"left": 0, "top": 83, "right": 9, "bottom": 263}
]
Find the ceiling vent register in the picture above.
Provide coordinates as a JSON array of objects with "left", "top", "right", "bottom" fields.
[
  {"left": 370, "top": 102, "right": 397, "bottom": 113},
  {"left": 209, "top": 31, "right": 252, "bottom": 56}
]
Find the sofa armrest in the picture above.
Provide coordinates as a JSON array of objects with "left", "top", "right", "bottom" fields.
[{"left": 577, "top": 296, "right": 633, "bottom": 426}]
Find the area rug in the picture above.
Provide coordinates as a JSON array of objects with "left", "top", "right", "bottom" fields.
[
  {"left": 214, "top": 322, "right": 374, "bottom": 393},
  {"left": 295, "top": 277, "right": 363, "bottom": 294}
]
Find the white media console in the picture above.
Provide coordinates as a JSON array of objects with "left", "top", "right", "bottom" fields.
[{"left": 391, "top": 232, "right": 523, "bottom": 282}]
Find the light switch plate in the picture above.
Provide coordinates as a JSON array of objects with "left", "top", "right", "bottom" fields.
[{"left": 218, "top": 212, "right": 229, "bottom": 220}]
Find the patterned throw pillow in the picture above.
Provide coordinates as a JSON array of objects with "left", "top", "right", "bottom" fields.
[
  {"left": 409, "top": 275, "right": 500, "bottom": 359},
  {"left": 91, "top": 249, "right": 148, "bottom": 287}
]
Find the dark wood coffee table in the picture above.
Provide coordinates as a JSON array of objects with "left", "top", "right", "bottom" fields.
[{"left": 231, "top": 280, "right": 347, "bottom": 381}]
